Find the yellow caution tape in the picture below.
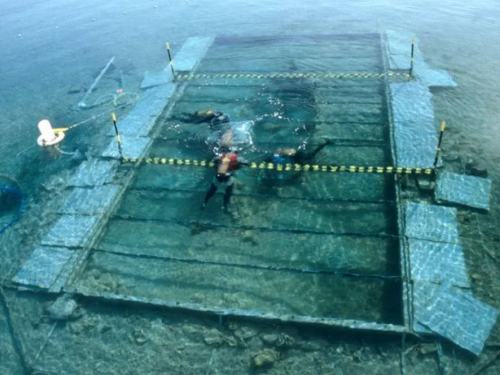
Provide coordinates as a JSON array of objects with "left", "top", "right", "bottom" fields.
[
  {"left": 175, "top": 71, "right": 410, "bottom": 81},
  {"left": 121, "top": 157, "right": 434, "bottom": 175}
]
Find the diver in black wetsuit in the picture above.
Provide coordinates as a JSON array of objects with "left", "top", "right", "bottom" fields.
[
  {"left": 202, "top": 151, "right": 248, "bottom": 213},
  {"left": 267, "top": 139, "right": 331, "bottom": 166},
  {"left": 171, "top": 110, "right": 222, "bottom": 124},
  {"left": 258, "top": 140, "right": 331, "bottom": 185}
]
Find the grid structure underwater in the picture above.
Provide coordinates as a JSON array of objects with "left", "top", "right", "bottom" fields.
[{"left": 11, "top": 31, "right": 498, "bottom": 356}]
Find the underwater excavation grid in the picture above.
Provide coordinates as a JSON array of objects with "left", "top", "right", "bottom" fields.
[
  {"left": 12, "top": 33, "right": 497, "bottom": 355},
  {"left": 72, "top": 34, "right": 405, "bottom": 329}
]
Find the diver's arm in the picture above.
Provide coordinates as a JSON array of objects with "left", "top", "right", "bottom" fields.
[{"left": 237, "top": 156, "right": 250, "bottom": 166}]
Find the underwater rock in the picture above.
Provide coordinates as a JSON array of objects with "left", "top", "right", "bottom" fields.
[
  {"left": 190, "top": 293, "right": 205, "bottom": 303},
  {"left": 457, "top": 211, "right": 472, "bottom": 224},
  {"left": 252, "top": 348, "right": 280, "bottom": 368},
  {"left": 69, "top": 315, "right": 99, "bottom": 335},
  {"left": 48, "top": 295, "right": 78, "bottom": 321},
  {"left": 415, "top": 176, "right": 435, "bottom": 192},
  {"left": 41, "top": 174, "right": 70, "bottom": 192},
  {"left": 222, "top": 293, "right": 240, "bottom": 305},
  {"left": 260, "top": 333, "right": 279, "bottom": 345},
  {"left": 298, "top": 339, "right": 327, "bottom": 352},
  {"left": 203, "top": 328, "right": 224, "bottom": 346},
  {"left": 183, "top": 325, "right": 203, "bottom": 335},
  {"left": 276, "top": 333, "right": 295, "bottom": 348},
  {"left": 86, "top": 275, "right": 98, "bottom": 289},
  {"left": 98, "top": 272, "right": 118, "bottom": 292},
  {"left": 223, "top": 335, "right": 238, "bottom": 347},
  {"left": 471, "top": 273, "right": 482, "bottom": 281},
  {"left": 442, "top": 150, "right": 460, "bottom": 161},
  {"left": 470, "top": 163, "right": 488, "bottom": 178},
  {"left": 234, "top": 326, "right": 258, "bottom": 340},
  {"left": 464, "top": 158, "right": 488, "bottom": 178},
  {"left": 241, "top": 231, "right": 258, "bottom": 246},
  {"left": 132, "top": 328, "right": 149, "bottom": 345},
  {"left": 99, "top": 324, "right": 112, "bottom": 334},
  {"left": 67, "top": 86, "right": 86, "bottom": 94},
  {"left": 419, "top": 343, "right": 437, "bottom": 355}
]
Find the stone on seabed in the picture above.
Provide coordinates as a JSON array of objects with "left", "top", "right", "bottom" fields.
[{"left": 48, "top": 295, "right": 78, "bottom": 320}]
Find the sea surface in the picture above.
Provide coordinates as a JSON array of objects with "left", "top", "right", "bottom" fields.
[{"left": 1, "top": 1, "right": 500, "bottom": 374}]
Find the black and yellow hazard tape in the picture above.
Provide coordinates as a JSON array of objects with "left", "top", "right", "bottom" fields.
[
  {"left": 175, "top": 72, "right": 410, "bottom": 81},
  {"left": 121, "top": 157, "right": 434, "bottom": 175}
]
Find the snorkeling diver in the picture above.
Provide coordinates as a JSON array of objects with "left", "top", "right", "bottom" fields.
[
  {"left": 171, "top": 110, "right": 223, "bottom": 124},
  {"left": 202, "top": 150, "right": 248, "bottom": 213},
  {"left": 268, "top": 139, "right": 331, "bottom": 166}
]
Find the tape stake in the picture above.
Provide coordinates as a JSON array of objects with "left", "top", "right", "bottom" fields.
[
  {"left": 409, "top": 36, "right": 415, "bottom": 79},
  {"left": 111, "top": 113, "right": 123, "bottom": 158},
  {"left": 165, "top": 42, "right": 176, "bottom": 81},
  {"left": 433, "top": 121, "right": 446, "bottom": 169}
]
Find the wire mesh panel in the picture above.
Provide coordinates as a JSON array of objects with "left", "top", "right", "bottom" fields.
[{"left": 70, "top": 34, "right": 403, "bottom": 327}]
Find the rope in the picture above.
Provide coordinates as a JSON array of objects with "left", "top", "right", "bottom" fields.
[
  {"left": 121, "top": 156, "right": 435, "bottom": 175},
  {"left": 176, "top": 71, "right": 410, "bottom": 81},
  {"left": 92, "top": 248, "right": 401, "bottom": 281},
  {"left": 112, "top": 214, "right": 401, "bottom": 240},
  {"left": 128, "top": 186, "right": 398, "bottom": 205}
]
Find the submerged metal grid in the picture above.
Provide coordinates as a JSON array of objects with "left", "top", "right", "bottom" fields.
[
  {"left": 436, "top": 172, "right": 492, "bottom": 210},
  {"left": 67, "top": 34, "right": 406, "bottom": 331},
  {"left": 413, "top": 281, "right": 498, "bottom": 355}
]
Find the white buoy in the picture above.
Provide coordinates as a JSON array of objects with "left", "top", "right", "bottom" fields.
[{"left": 37, "top": 119, "right": 65, "bottom": 147}]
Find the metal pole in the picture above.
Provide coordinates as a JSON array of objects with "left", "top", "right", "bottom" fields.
[
  {"left": 433, "top": 121, "right": 446, "bottom": 169},
  {"left": 166, "top": 42, "right": 176, "bottom": 80},
  {"left": 78, "top": 56, "right": 116, "bottom": 108},
  {"left": 111, "top": 113, "right": 123, "bottom": 158},
  {"left": 409, "top": 37, "right": 415, "bottom": 79}
]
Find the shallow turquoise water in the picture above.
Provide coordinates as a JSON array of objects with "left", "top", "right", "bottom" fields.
[{"left": 1, "top": 1, "right": 500, "bottom": 374}]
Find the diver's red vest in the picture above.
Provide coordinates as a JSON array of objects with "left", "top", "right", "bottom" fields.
[{"left": 221, "top": 153, "right": 239, "bottom": 171}]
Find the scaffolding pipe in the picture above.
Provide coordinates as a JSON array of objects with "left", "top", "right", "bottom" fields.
[{"left": 78, "top": 56, "right": 116, "bottom": 109}]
